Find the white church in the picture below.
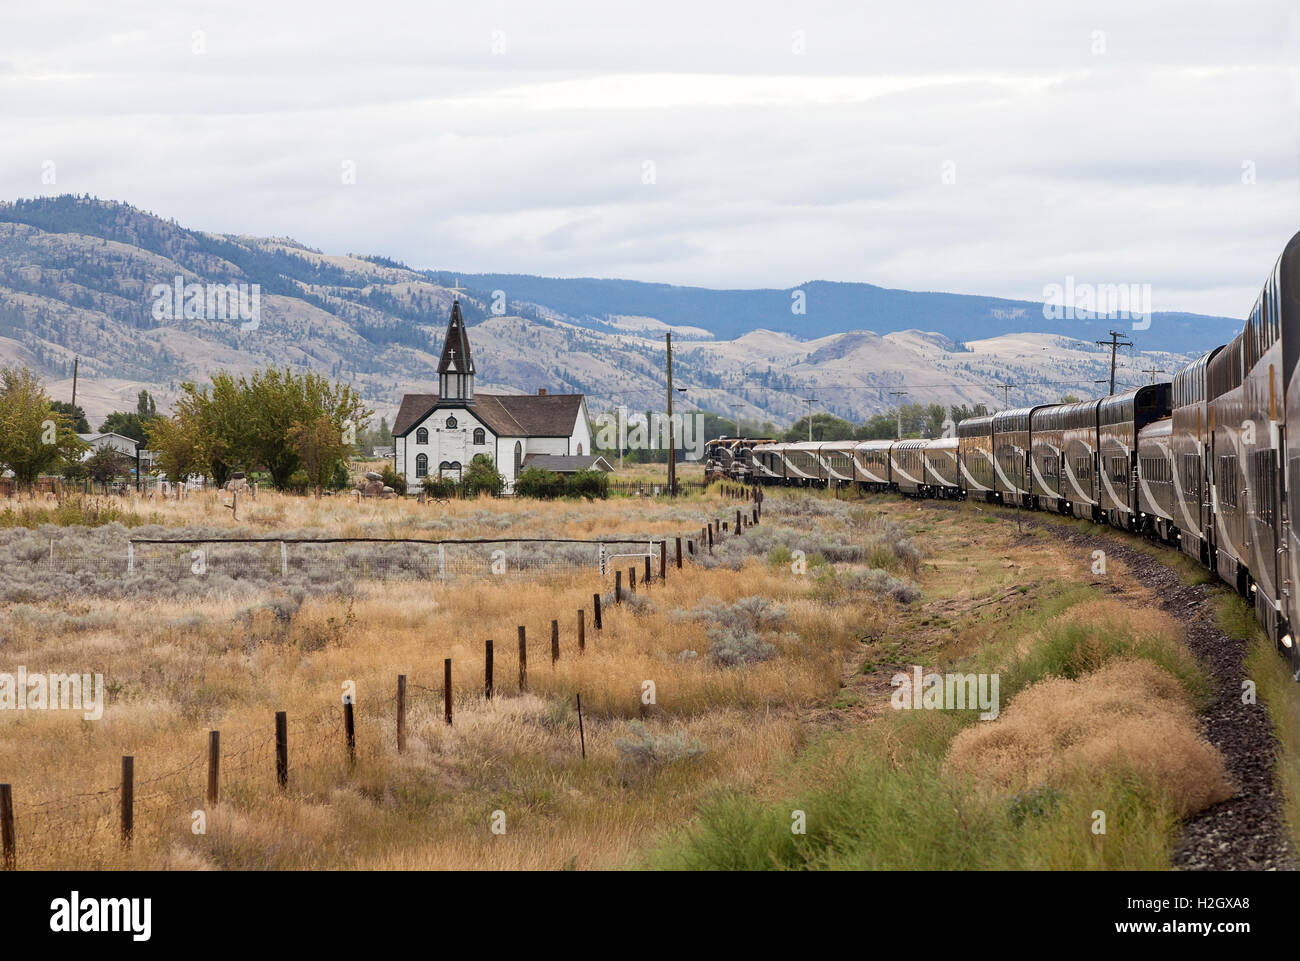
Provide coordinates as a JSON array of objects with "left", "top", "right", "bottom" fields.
[{"left": 392, "top": 297, "right": 603, "bottom": 492}]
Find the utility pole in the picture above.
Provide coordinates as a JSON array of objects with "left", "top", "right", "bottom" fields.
[
  {"left": 995, "top": 383, "right": 1017, "bottom": 409},
  {"left": 666, "top": 333, "right": 676, "bottom": 496},
  {"left": 803, "top": 397, "right": 814, "bottom": 442},
  {"left": 1095, "top": 330, "right": 1132, "bottom": 395},
  {"left": 889, "top": 390, "right": 908, "bottom": 438},
  {"left": 70, "top": 356, "right": 79, "bottom": 418},
  {"left": 616, "top": 405, "right": 627, "bottom": 470},
  {"left": 1141, "top": 366, "right": 1167, "bottom": 385}
]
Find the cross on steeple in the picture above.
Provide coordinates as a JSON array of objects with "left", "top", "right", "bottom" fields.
[{"left": 450, "top": 278, "right": 464, "bottom": 297}]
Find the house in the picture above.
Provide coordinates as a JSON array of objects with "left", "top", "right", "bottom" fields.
[
  {"left": 392, "top": 297, "right": 593, "bottom": 493},
  {"left": 77, "top": 432, "right": 157, "bottom": 469}
]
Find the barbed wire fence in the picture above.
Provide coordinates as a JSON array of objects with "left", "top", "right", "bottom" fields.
[{"left": 0, "top": 492, "right": 766, "bottom": 869}]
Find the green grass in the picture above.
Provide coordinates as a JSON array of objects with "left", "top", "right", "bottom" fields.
[
  {"left": 645, "top": 579, "right": 1211, "bottom": 870},
  {"left": 1245, "top": 632, "right": 1300, "bottom": 855}
]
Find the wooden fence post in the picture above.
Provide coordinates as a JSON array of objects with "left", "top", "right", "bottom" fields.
[
  {"left": 688, "top": 539, "right": 695, "bottom": 556},
  {"left": 120, "top": 756, "right": 134, "bottom": 848},
  {"left": 752, "top": 507, "right": 758, "bottom": 525},
  {"left": 275, "top": 711, "right": 288, "bottom": 789},
  {"left": 593, "top": 593, "right": 602, "bottom": 630},
  {"left": 629, "top": 567, "right": 636, "bottom": 593},
  {"left": 660, "top": 541, "right": 667, "bottom": 581},
  {"left": 344, "top": 699, "right": 356, "bottom": 764},
  {"left": 615, "top": 570, "right": 622, "bottom": 604},
  {"left": 485, "top": 641, "right": 494, "bottom": 699},
  {"left": 0, "top": 784, "right": 14, "bottom": 870},
  {"left": 207, "top": 731, "right": 220, "bottom": 805},
  {"left": 578, "top": 610, "right": 585, "bottom": 653},
  {"left": 551, "top": 619, "right": 560, "bottom": 665},
  {"left": 675, "top": 537, "right": 682, "bottom": 569},
  {"left": 397, "top": 675, "right": 408, "bottom": 752},
  {"left": 444, "top": 658, "right": 453, "bottom": 724},
  {"left": 577, "top": 694, "right": 587, "bottom": 760},
  {"left": 707, "top": 525, "right": 713, "bottom": 552},
  {"left": 643, "top": 554, "right": 651, "bottom": 586},
  {"left": 518, "top": 627, "right": 528, "bottom": 692},
  {"left": 736, "top": 509, "right": 742, "bottom": 533}
]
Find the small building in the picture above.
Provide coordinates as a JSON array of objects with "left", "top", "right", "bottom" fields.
[{"left": 392, "top": 297, "right": 594, "bottom": 493}]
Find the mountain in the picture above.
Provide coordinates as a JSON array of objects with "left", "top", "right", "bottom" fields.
[
  {"left": 0, "top": 196, "right": 1219, "bottom": 430},
  {"left": 446, "top": 273, "right": 1241, "bottom": 354}
]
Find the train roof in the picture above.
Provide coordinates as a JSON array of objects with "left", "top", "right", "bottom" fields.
[
  {"left": 854, "top": 439, "right": 895, "bottom": 452},
  {"left": 956, "top": 415, "right": 993, "bottom": 435}
]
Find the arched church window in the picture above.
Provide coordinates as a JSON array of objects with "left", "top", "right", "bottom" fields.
[
  {"left": 415, "top": 453, "right": 428, "bottom": 477},
  {"left": 576, "top": 443, "right": 583, "bottom": 455},
  {"left": 514, "top": 442, "right": 523, "bottom": 475},
  {"left": 473, "top": 428, "right": 485, "bottom": 445},
  {"left": 416, "top": 427, "right": 428, "bottom": 445}
]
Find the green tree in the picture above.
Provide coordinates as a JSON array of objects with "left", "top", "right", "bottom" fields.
[
  {"left": 783, "top": 413, "right": 855, "bottom": 442},
  {"left": 0, "top": 366, "right": 86, "bottom": 488},
  {"left": 49, "top": 400, "right": 89, "bottom": 433},
  {"left": 84, "top": 446, "right": 129, "bottom": 491}
]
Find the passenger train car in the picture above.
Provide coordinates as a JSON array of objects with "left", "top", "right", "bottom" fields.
[{"left": 713, "top": 230, "right": 1300, "bottom": 673}]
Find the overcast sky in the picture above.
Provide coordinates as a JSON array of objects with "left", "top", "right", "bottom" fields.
[{"left": 2, "top": 1, "right": 1298, "bottom": 318}]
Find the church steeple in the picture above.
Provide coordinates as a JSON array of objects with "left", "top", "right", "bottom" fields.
[{"left": 437, "top": 294, "right": 475, "bottom": 402}]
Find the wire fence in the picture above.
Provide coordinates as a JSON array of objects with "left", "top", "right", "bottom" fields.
[
  {"left": 0, "top": 499, "right": 769, "bottom": 868},
  {"left": 0, "top": 535, "right": 717, "bottom": 589},
  {"left": 0, "top": 503, "right": 767, "bottom": 869}
]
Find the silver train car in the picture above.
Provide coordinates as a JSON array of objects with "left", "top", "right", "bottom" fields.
[{"left": 721, "top": 228, "right": 1300, "bottom": 671}]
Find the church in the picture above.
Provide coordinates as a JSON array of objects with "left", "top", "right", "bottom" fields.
[{"left": 391, "top": 296, "right": 598, "bottom": 493}]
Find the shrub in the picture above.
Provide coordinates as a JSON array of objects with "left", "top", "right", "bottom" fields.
[
  {"left": 462, "top": 454, "right": 504, "bottom": 497},
  {"left": 422, "top": 474, "right": 458, "bottom": 499},
  {"left": 567, "top": 469, "right": 608, "bottom": 499},
  {"left": 615, "top": 721, "right": 706, "bottom": 771},
  {"left": 285, "top": 470, "right": 311, "bottom": 495},
  {"left": 514, "top": 467, "right": 565, "bottom": 499},
  {"left": 380, "top": 465, "right": 405, "bottom": 493},
  {"left": 707, "top": 624, "right": 778, "bottom": 667}
]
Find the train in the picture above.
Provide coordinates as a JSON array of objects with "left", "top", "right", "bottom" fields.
[
  {"left": 720, "top": 231, "right": 1300, "bottom": 673},
  {"left": 703, "top": 437, "right": 775, "bottom": 484}
]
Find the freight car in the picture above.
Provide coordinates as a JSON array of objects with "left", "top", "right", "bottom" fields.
[{"left": 711, "top": 229, "right": 1300, "bottom": 672}]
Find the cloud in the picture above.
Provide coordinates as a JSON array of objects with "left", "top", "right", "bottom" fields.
[{"left": 0, "top": 0, "right": 1296, "bottom": 318}]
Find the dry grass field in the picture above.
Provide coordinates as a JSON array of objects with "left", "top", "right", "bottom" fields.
[{"left": 0, "top": 485, "right": 1250, "bottom": 869}]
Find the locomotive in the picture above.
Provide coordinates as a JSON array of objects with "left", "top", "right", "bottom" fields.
[{"left": 735, "top": 231, "right": 1300, "bottom": 671}]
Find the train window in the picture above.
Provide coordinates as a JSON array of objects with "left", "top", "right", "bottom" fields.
[
  {"left": 1253, "top": 450, "right": 1277, "bottom": 528},
  {"left": 1219, "top": 455, "right": 1238, "bottom": 508}
]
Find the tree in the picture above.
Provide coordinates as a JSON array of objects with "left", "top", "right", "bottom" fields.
[
  {"left": 98, "top": 411, "right": 148, "bottom": 444},
  {"left": 287, "top": 413, "right": 348, "bottom": 497},
  {"left": 49, "top": 400, "right": 89, "bottom": 433},
  {"left": 146, "top": 412, "right": 201, "bottom": 482},
  {"left": 0, "top": 366, "right": 86, "bottom": 488},
  {"left": 783, "top": 413, "right": 855, "bottom": 442},
  {"left": 84, "top": 446, "right": 129, "bottom": 492}
]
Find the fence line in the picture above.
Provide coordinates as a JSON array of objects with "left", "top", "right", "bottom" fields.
[{"left": 0, "top": 499, "right": 763, "bottom": 868}]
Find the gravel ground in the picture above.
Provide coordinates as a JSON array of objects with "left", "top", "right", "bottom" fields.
[{"left": 1019, "top": 516, "right": 1295, "bottom": 871}]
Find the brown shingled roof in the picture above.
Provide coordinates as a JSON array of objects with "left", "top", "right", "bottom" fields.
[{"left": 393, "top": 392, "right": 585, "bottom": 439}]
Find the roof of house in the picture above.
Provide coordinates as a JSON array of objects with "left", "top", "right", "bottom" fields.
[
  {"left": 77, "top": 432, "right": 140, "bottom": 447},
  {"left": 522, "top": 454, "right": 614, "bottom": 473},
  {"left": 393, "top": 392, "right": 586, "bottom": 438}
]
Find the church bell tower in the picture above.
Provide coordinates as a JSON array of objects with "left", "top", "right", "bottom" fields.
[{"left": 437, "top": 295, "right": 475, "bottom": 403}]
